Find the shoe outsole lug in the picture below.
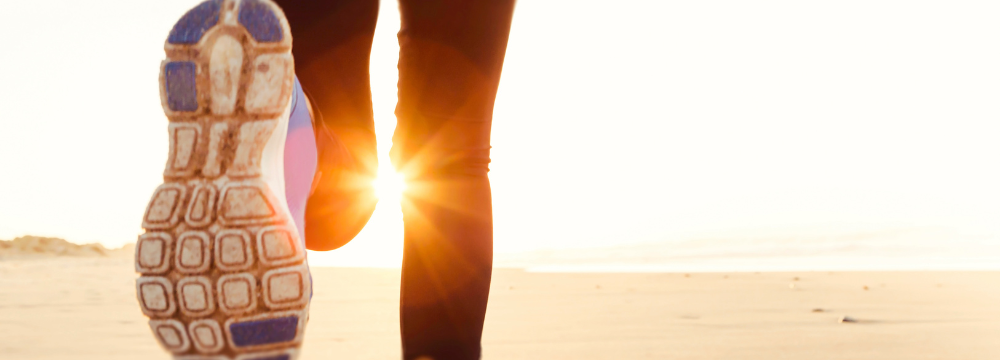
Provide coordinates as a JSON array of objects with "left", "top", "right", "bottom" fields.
[
  {"left": 208, "top": 35, "right": 244, "bottom": 115},
  {"left": 244, "top": 54, "right": 294, "bottom": 114},
  {"left": 150, "top": 319, "right": 193, "bottom": 353},
  {"left": 238, "top": 0, "right": 284, "bottom": 43},
  {"left": 223, "top": 310, "right": 306, "bottom": 352},
  {"left": 137, "top": 276, "right": 178, "bottom": 318},
  {"left": 175, "top": 231, "right": 213, "bottom": 274},
  {"left": 165, "top": 123, "right": 202, "bottom": 177},
  {"left": 164, "top": 62, "right": 200, "bottom": 112},
  {"left": 136, "top": 232, "right": 173, "bottom": 274},
  {"left": 143, "top": 183, "right": 188, "bottom": 230},
  {"left": 217, "top": 272, "right": 258, "bottom": 315},
  {"left": 177, "top": 276, "right": 217, "bottom": 318},
  {"left": 168, "top": 0, "right": 224, "bottom": 45},
  {"left": 261, "top": 264, "right": 310, "bottom": 310},
  {"left": 189, "top": 319, "right": 227, "bottom": 354},
  {"left": 255, "top": 226, "right": 305, "bottom": 267},
  {"left": 214, "top": 229, "right": 256, "bottom": 272},
  {"left": 185, "top": 183, "right": 219, "bottom": 228},
  {"left": 138, "top": 1, "right": 305, "bottom": 358},
  {"left": 217, "top": 180, "right": 283, "bottom": 226}
]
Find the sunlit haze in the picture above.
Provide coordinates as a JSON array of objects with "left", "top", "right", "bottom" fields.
[{"left": 1, "top": 1, "right": 999, "bottom": 269}]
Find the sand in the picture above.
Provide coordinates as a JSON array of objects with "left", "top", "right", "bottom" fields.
[{"left": 0, "top": 257, "right": 997, "bottom": 359}]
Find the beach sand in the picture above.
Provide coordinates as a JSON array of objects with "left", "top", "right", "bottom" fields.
[{"left": 0, "top": 257, "right": 997, "bottom": 359}]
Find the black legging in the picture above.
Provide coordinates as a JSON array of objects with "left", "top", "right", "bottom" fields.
[{"left": 273, "top": 1, "right": 516, "bottom": 359}]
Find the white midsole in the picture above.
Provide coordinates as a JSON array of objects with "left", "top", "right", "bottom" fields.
[{"left": 259, "top": 100, "right": 303, "bottom": 245}]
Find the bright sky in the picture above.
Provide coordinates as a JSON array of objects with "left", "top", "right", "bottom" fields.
[{"left": 1, "top": 1, "right": 999, "bottom": 266}]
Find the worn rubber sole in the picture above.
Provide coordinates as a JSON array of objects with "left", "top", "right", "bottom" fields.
[{"left": 135, "top": 1, "right": 308, "bottom": 359}]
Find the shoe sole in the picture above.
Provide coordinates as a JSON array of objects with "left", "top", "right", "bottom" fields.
[{"left": 135, "top": 1, "right": 308, "bottom": 359}]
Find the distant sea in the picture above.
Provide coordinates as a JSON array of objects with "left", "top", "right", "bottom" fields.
[{"left": 496, "top": 228, "right": 1000, "bottom": 272}]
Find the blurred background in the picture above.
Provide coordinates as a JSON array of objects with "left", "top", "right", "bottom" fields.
[{"left": 1, "top": 0, "right": 999, "bottom": 271}]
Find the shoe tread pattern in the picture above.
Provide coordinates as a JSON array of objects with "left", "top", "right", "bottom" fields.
[{"left": 137, "top": 1, "right": 305, "bottom": 359}]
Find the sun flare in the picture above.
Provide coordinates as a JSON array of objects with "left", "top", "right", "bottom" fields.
[{"left": 373, "top": 167, "right": 406, "bottom": 203}]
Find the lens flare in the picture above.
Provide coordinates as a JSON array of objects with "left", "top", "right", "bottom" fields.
[{"left": 373, "top": 166, "right": 406, "bottom": 203}]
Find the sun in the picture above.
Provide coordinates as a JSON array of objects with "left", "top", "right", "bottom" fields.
[{"left": 372, "top": 166, "right": 406, "bottom": 203}]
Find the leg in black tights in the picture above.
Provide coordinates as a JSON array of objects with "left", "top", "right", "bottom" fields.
[
  {"left": 392, "top": 1, "right": 515, "bottom": 359},
  {"left": 275, "top": 1, "right": 516, "bottom": 358}
]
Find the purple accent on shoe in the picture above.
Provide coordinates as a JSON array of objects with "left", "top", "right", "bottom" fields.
[
  {"left": 165, "top": 62, "right": 198, "bottom": 111},
  {"left": 246, "top": 355, "right": 291, "bottom": 360},
  {"left": 167, "top": 0, "right": 222, "bottom": 44},
  {"left": 239, "top": 0, "right": 284, "bottom": 43},
  {"left": 229, "top": 316, "right": 299, "bottom": 347},
  {"left": 283, "top": 77, "right": 317, "bottom": 247}
]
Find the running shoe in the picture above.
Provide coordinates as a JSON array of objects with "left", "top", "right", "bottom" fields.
[{"left": 135, "top": 1, "right": 310, "bottom": 359}]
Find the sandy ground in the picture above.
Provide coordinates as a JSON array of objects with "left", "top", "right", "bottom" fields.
[{"left": 0, "top": 258, "right": 998, "bottom": 359}]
